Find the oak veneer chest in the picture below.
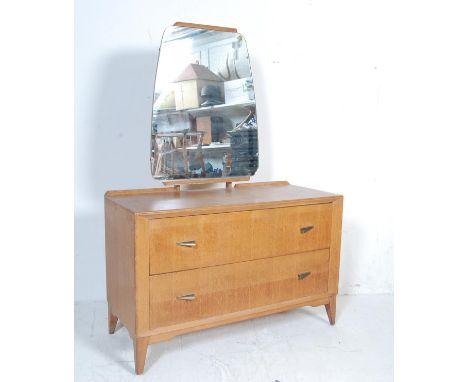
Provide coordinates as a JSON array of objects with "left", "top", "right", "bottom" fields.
[{"left": 105, "top": 181, "right": 343, "bottom": 374}]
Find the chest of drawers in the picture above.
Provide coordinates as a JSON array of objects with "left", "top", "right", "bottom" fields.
[{"left": 105, "top": 181, "right": 343, "bottom": 374}]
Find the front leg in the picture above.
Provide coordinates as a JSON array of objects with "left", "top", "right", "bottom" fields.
[
  {"left": 108, "top": 305, "right": 118, "bottom": 334},
  {"left": 325, "top": 295, "right": 336, "bottom": 325},
  {"left": 133, "top": 337, "right": 149, "bottom": 375}
]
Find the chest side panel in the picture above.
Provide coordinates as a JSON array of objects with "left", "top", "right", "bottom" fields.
[{"left": 105, "top": 198, "right": 136, "bottom": 336}]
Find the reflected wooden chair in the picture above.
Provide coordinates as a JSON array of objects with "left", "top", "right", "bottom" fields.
[{"left": 152, "top": 131, "right": 205, "bottom": 178}]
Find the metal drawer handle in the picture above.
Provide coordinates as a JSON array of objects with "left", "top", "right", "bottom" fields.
[
  {"left": 176, "top": 240, "right": 197, "bottom": 248},
  {"left": 300, "top": 225, "right": 314, "bottom": 234},
  {"left": 298, "top": 271, "right": 311, "bottom": 280},
  {"left": 176, "top": 293, "right": 196, "bottom": 301}
]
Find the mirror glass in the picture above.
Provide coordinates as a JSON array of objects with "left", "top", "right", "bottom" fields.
[{"left": 151, "top": 25, "right": 258, "bottom": 180}]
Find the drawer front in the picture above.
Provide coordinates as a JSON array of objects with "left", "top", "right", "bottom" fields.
[
  {"left": 149, "top": 204, "right": 332, "bottom": 275},
  {"left": 149, "top": 249, "right": 329, "bottom": 328}
]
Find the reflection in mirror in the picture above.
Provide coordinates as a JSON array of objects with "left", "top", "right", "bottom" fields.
[{"left": 151, "top": 25, "right": 258, "bottom": 180}]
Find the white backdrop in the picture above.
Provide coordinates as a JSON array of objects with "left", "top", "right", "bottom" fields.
[{"left": 75, "top": 0, "right": 394, "bottom": 300}]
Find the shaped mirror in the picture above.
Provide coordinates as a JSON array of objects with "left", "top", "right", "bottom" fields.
[{"left": 151, "top": 24, "right": 258, "bottom": 181}]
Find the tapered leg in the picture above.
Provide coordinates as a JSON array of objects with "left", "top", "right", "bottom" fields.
[
  {"left": 108, "top": 305, "right": 118, "bottom": 334},
  {"left": 325, "top": 295, "right": 336, "bottom": 325},
  {"left": 134, "top": 337, "right": 149, "bottom": 375}
]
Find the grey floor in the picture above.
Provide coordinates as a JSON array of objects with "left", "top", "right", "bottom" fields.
[{"left": 75, "top": 295, "right": 393, "bottom": 382}]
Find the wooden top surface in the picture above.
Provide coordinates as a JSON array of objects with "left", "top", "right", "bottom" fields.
[{"left": 106, "top": 184, "right": 342, "bottom": 217}]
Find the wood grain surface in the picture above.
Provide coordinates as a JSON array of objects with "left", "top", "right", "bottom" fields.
[
  {"left": 105, "top": 199, "right": 136, "bottom": 336},
  {"left": 107, "top": 184, "right": 340, "bottom": 216},
  {"left": 149, "top": 249, "right": 329, "bottom": 328},
  {"left": 149, "top": 204, "right": 332, "bottom": 274}
]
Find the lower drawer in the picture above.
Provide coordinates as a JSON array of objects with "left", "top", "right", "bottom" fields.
[{"left": 149, "top": 249, "right": 329, "bottom": 328}]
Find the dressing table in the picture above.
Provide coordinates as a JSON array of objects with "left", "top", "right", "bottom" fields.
[{"left": 105, "top": 22, "right": 343, "bottom": 375}]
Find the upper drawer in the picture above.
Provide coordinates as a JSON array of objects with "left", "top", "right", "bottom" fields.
[{"left": 149, "top": 203, "right": 332, "bottom": 275}]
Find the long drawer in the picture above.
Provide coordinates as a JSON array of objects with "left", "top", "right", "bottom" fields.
[
  {"left": 149, "top": 249, "right": 329, "bottom": 328},
  {"left": 149, "top": 204, "right": 332, "bottom": 275}
]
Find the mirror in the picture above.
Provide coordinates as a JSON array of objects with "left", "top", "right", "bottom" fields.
[{"left": 151, "top": 24, "right": 258, "bottom": 181}]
